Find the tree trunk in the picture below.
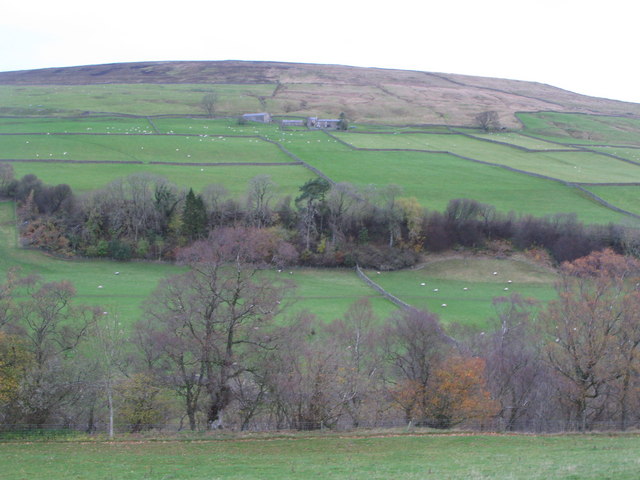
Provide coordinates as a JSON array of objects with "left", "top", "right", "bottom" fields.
[{"left": 107, "top": 387, "right": 114, "bottom": 439}]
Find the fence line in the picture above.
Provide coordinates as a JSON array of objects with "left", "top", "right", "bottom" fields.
[
  {"left": 2, "top": 418, "right": 638, "bottom": 440},
  {"left": 355, "top": 265, "right": 412, "bottom": 310}
]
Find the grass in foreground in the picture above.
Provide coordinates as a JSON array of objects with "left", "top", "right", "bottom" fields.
[{"left": 2, "top": 432, "right": 639, "bottom": 479}]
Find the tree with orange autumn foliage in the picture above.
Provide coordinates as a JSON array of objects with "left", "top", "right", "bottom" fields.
[
  {"left": 424, "top": 356, "right": 498, "bottom": 429},
  {"left": 383, "top": 309, "right": 451, "bottom": 424},
  {"left": 389, "top": 355, "right": 497, "bottom": 429}
]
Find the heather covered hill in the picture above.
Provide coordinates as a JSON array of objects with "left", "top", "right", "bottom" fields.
[{"left": 1, "top": 60, "right": 639, "bottom": 127}]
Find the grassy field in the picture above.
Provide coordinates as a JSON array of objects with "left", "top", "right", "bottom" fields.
[
  {"left": 0, "top": 198, "right": 559, "bottom": 328},
  {"left": 2, "top": 432, "right": 640, "bottom": 479},
  {"left": 465, "top": 131, "right": 576, "bottom": 150},
  {"left": 155, "top": 117, "right": 281, "bottom": 135},
  {"left": 2, "top": 116, "right": 637, "bottom": 224},
  {"left": 0, "top": 133, "right": 291, "bottom": 164},
  {"left": 284, "top": 133, "right": 630, "bottom": 224},
  {"left": 0, "top": 95, "right": 638, "bottom": 329},
  {"left": 333, "top": 131, "right": 640, "bottom": 184},
  {"left": 366, "top": 257, "right": 558, "bottom": 328},
  {"left": 0, "top": 201, "right": 398, "bottom": 326},
  {"left": 0, "top": 84, "right": 276, "bottom": 116},
  {"left": 0, "top": 115, "right": 152, "bottom": 133},
  {"left": 0, "top": 201, "right": 184, "bottom": 323},
  {"left": 9, "top": 161, "right": 314, "bottom": 196},
  {"left": 582, "top": 185, "right": 640, "bottom": 216},
  {"left": 589, "top": 146, "right": 640, "bottom": 163}
]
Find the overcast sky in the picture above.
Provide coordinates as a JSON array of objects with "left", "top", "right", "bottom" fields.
[{"left": 1, "top": 0, "right": 638, "bottom": 103}]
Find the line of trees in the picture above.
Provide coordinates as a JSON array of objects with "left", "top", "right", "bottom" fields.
[
  {"left": 3, "top": 242, "right": 640, "bottom": 433},
  {"left": 2, "top": 164, "right": 638, "bottom": 269}
]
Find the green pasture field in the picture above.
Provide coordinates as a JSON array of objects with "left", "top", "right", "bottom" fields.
[
  {"left": 2, "top": 433, "right": 640, "bottom": 480},
  {"left": 365, "top": 257, "right": 558, "bottom": 328},
  {"left": 0, "top": 201, "right": 397, "bottom": 326},
  {"left": 465, "top": 131, "right": 576, "bottom": 150},
  {"left": 583, "top": 185, "right": 640, "bottom": 216},
  {"left": 1, "top": 197, "right": 559, "bottom": 329},
  {"left": 351, "top": 124, "right": 454, "bottom": 133},
  {"left": 0, "top": 84, "right": 276, "bottom": 116},
  {"left": 333, "top": 131, "right": 640, "bottom": 184},
  {"left": 152, "top": 117, "right": 283, "bottom": 136},
  {"left": 0, "top": 133, "right": 291, "bottom": 164},
  {"left": 0, "top": 116, "right": 152, "bottom": 133},
  {"left": 2, "top": 117, "right": 635, "bottom": 224},
  {"left": 589, "top": 146, "right": 640, "bottom": 163},
  {"left": 0, "top": 201, "right": 182, "bottom": 322},
  {"left": 8, "top": 162, "right": 314, "bottom": 196},
  {"left": 274, "top": 267, "right": 397, "bottom": 322},
  {"left": 283, "top": 132, "right": 631, "bottom": 224},
  {"left": 518, "top": 112, "right": 640, "bottom": 146}
]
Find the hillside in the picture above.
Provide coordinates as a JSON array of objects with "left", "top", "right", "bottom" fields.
[
  {"left": 3, "top": 61, "right": 640, "bottom": 436},
  {"left": 1, "top": 60, "right": 640, "bottom": 324},
  {"left": 1, "top": 60, "right": 639, "bottom": 127}
]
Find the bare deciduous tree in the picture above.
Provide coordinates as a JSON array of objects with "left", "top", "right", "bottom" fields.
[
  {"left": 246, "top": 175, "right": 276, "bottom": 228},
  {"left": 139, "top": 227, "right": 296, "bottom": 430},
  {"left": 483, "top": 295, "right": 549, "bottom": 430},
  {"left": 3, "top": 272, "right": 100, "bottom": 426},
  {"left": 382, "top": 309, "right": 452, "bottom": 424},
  {"left": 542, "top": 249, "right": 640, "bottom": 430},
  {"left": 475, "top": 110, "right": 501, "bottom": 131},
  {"left": 201, "top": 92, "right": 218, "bottom": 118}
]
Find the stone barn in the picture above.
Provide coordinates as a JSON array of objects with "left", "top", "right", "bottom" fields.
[
  {"left": 242, "top": 112, "right": 272, "bottom": 123},
  {"left": 281, "top": 119, "right": 305, "bottom": 127},
  {"left": 311, "top": 118, "right": 341, "bottom": 129}
]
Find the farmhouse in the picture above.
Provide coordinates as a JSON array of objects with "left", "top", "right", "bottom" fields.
[
  {"left": 281, "top": 119, "right": 305, "bottom": 127},
  {"left": 307, "top": 117, "right": 341, "bottom": 129},
  {"left": 281, "top": 117, "right": 343, "bottom": 129},
  {"left": 242, "top": 112, "right": 272, "bottom": 123}
]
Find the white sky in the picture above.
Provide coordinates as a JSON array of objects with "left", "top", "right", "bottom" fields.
[{"left": 1, "top": 0, "right": 638, "bottom": 103}]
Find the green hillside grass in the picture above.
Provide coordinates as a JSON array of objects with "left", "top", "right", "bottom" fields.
[
  {"left": 589, "top": 146, "right": 640, "bottom": 162},
  {"left": 0, "top": 199, "right": 557, "bottom": 328},
  {"left": 334, "top": 132, "right": 640, "bottom": 183},
  {"left": 0, "top": 201, "right": 398, "bottom": 326},
  {"left": 152, "top": 117, "right": 282, "bottom": 135},
  {"left": 0, "top": 116, "right": 151, "bottom": 133},
  {"left": 281, "top": 268, "right": 396, "bottom": 322},
  {"left": 466, "top": 132, "right": 574, "bottom": 150},
  {"left": 284, "top": 135, "right": 630, "bottom": 224},
  {"left": 583, "top": 185, "right": 640, "bottom": 216},
  {"left": 0, "top": 201, "right": 181, "bottom": 322},
  {"left": 0, "top": 134, "right": 291, "bottom": 164},
  {"left": 8, "top": 162, "right": 313, "bottom": 195},
  {"left": 2, "top": 116, "right": 637, "bottom": 225},
  {"left": 1, "top": 79, "right": 639, "bottom": 330},
  {"left": 3, "top": 433, "right": 640, "bottom": 480},
  {"left": 0, "top": 84, "right": 276, "bottom": 116},
  {"left": 366, "top": 258, "right": 557, "bottom": 328}
]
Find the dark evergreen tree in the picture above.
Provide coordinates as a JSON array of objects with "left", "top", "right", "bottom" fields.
[
  {"left": 181, "top": 188, "right": 208, "bottom": 241},
  {"left": 295, "top": 178, "right": 331, "bottom": 250}
]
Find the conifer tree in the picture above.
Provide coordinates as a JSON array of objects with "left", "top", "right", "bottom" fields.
[{"left": 181, "top": 188, "right": 207, "bottom": 241}]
